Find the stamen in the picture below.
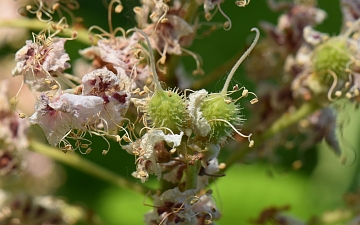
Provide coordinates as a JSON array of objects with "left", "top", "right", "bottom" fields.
[
  {"left": 217, "top": 2, "right": 232, "bottom": 31},
  {"left": 209, "top": 118, "right": 254, "bottom": 147},
  {"left": 131, "top": 28, "right": 162, "bottom": 91},
  {"left": 108, "top": 0, "right": 122, "bottom": 36},
  {"left": 181, "top": 47, "right": 204, "bottom": 75},
  {"left": 327, "top": 70, "right": 339, "bottom": 102}
]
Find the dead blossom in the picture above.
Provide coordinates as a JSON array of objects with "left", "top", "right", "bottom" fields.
[
  {"left": 123, "top": 130, "right": 184, "bottom": 183},
  {"left": 80, "top": 33, "right": 151, "bottom": 88},
  {"left": 29, "top": 68, "right": 131, "bottom": 146},
  {"left": 144, "top": 187, "right": 220, "bottom": 225},
  {"left": 12, "top": 38, "right": 70, "bottom": 91},
  {"left": 0, "top": 81, "right": 29, "bottom": 177}
]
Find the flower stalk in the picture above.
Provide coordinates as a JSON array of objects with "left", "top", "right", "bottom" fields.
[
  {"left": 29, "top": 139, "right": 153, "bottom": 195},
  {"left": 224, "top": 101, "right": 321, "bottom": 169},
  {"left": 0, "top": 18, "right": 92, "bottom": 45}
]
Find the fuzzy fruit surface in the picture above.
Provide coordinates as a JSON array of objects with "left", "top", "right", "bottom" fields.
[
  {"left": 201, "top": 93, "right": 241, "bottom": 143},
  {"left": 147, "top": 90, "right": 187, "bottom": 133},
  {"left": 312, "top": 38, "right": 351, "bottom": 83}
]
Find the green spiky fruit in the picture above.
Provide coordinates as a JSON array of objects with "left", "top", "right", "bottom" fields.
[
  {"left": 312, "top": 38, "right": 352, "bottom": 83},
  {"left": 147, "top": 90, "right": 188, "bottom": 133},
  {"left": 201, "top": 93, "right": 242, "bottom": 143}
]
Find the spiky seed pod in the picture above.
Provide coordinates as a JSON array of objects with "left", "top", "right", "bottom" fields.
[
  {"left": 147, "top": 89, "right": 189, "bottom": 133},
  {"left": 195, "top": 28, "right": 259, "bottom": 145},
  {"left": 200, "top": 94, "right": 242, "bottom": 143},
  {"left": 133, "top": 28, "right": 189, "bottom": 134},
  {"left": 312, "top": 37, "right": 352, "bottom": 84}
]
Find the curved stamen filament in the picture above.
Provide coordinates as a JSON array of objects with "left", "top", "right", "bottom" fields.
[
  {"left": 217, "top": 2, "right": 232, "bottom": 31},
  {"left": 327, "top": 69, "right": 339, "bottom": 102},
  {"left": 221, "top": 28, "right": 260, "bottom": 95},
  {"left": 130, "top": 28, "right": 162, "bottom": 91},
  {"left": 208, "top": 118, "right": 254, "bottom": 147},
  {"left": 108, "top": 0, "right": 122, "bottom": 37}
]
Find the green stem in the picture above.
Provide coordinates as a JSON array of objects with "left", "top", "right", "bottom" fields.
[
  {"left": 29, "top": 139, "right": 152, "bottom": 195},
  {"left": 224, "top": 101, "right": 321, "bottom": 169},
  {"left": 163, "top": 55, "right": 181, "bottom": 87},
  {"left": 184, "top": 0, "right": 200, "bottom": 23},
  {"left": 185, "top": 160, "right": 201, "bottom": 190},
  {"left": 0, "top": 18, "right": 92, "bottom": 45}
]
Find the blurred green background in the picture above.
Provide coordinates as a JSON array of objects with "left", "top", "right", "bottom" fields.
[{"left": 4, "top": 0, "right": 360, "bottom": 224}]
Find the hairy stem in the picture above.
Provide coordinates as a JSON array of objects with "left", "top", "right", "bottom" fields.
[
  {"left": 0, "top": 18, "right": 91, "bottom": 45},
  {"left": 224, "top": 101, "right": 321, "bottom": 169},
  {"left": 29, "top": 139, "right": 153, "bottom": 195}
]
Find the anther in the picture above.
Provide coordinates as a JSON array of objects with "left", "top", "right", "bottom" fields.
[
  {"left": 81, "top": 144, "right": 89, "bottom": 148},
  {"left": 133, "top": 6, "right": 142, "bottom": 15},
  {"left": 85, "top": 148, "right": 92, "bottom": 154},
  {"left": 144, "top": 86, "right": 150, "bottom": 93},
  {"left": 218, "top": 163, "right": 226, "bottom": 170},
  {"left": 150, "top": 12, "right": 157, "bottom": 19},
  {"left": 115, "top": 4, "right": 123, "bottom": 13},
  {"left": 52, "top": 3, "right": 60, "bottom": 11},
  {"left": 335, "top": 90, "right": 342, "bottom": 97},
  {"left": 354, "top": 89, "right": 359, "bottom": 96},
  {"left": 133, "top": 88, "right": 140, "bottom": 94},
  {"left": 233, "top": 84, "right": 239, "bottom": 91},
  {"left": 115, "top": 135, "right": 121, "bottom": 142},
  {"left": 139, "top": 91, "right": 147, "bottom": 96},
  {"left": 102, "top": 150, "right": 109, "bottom": 155},
  {"left": 249, "top": 140, "right": 254, "bottom": 148},
  {"left": 123, "top": 136, "right": 131, "bottom": 142},
  {"left": 345, "top": 81, "right": 350, "bottom": 88},
  {"left": 242, "top": 89, "right": 248, "bottom": 97},
  {"left": 250, "top": 98, "right": 258, "bottom": 104}
]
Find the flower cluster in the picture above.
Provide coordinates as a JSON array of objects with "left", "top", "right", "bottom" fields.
[
  {"left": 243, "top": 0, "right": 360, "bottom": 161},
  {"left": 6, "top": 0, "right": 360, "bottom": 224},
  {"left": 9, "top": 0, "right": 258, "bottom": 224}
]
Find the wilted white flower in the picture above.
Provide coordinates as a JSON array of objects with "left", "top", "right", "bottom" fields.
[
  {"left": 12, "top": 38, "right": 70, "bottom": 91},
  {"left": 124, "top": 129, "right": 183, "bottom": 183},
  {"left": 79, "top": 33, "right": 151, "bottom": 87},
  {"left": 29, "top": 92, "right": 103, "bottom": 146},
  {"left": 144, "top": 187, "right": 220, "bottom": 225},
  {"left": 81, "top": 68, "right": 131, "bottom": 130},
  {"left": 187, "top": 89, "right": 211, "bottom": 137}
]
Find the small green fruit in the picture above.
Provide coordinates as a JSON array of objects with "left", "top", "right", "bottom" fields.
[
  {"left": 201, "top": 93, "right": 242, "bottom": 143},
  {"left": 147, "top": 90, "right": 188, "bottom": 133},
  {"left": 312, "top": 38, "right": 352, "bottom": 83}
]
